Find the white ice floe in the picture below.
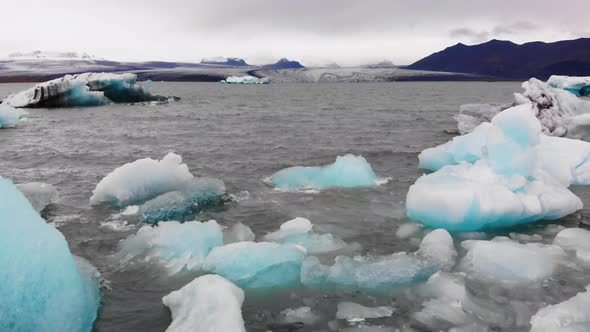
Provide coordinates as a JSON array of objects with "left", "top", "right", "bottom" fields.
[
  {"left": 264, "top": 217, "right": 356, "bottom": 254},
  {"left": 553, "top": 228, "right": 590, "bottom": 264},
  {"left": 408, "top": 105, "right": 583, "bottom": 231},
  {"left": 162, "top": 274, "right": 246, "bottom": 332},
  {"left": 548, "top": 75, "right": 590, "bottom": 97},
  {"left": 301, "top": 229, "right": 456, "bottom": 289},
  {"left": 221, "top": 75, "right": 270, "bottom": 84},
  {"left": 204, "top": 241, "right": 307, "bottom": 288},
  {"left": 460, "top": 239, "right": 566, "bottom": 285},
  {"left": 530, "top": 285, "right": 590, "bottom": 332},
  {"left": 3, "top": 72, "right": 169, "bottom": 108},
  {"left": 336, "top": 302, "right": 394, "bottom": 321},
  {"left": 223, "top": 222, "right": 255, "bottom": 244},
  {"left": 90, "top": 153, "right": 194, "bottom": 207},
  {"left": 16, "top": 182, "right": 58, "bottom": 212},
  {"left": 395, "top": 223, "right": 423, "bottom": 239},
  {"left": 117, "top": 220, "right": 223, "bottom": 274},
  {"left": 279, "top": 306, "right": 321, "bottom": 325},
  {"left": 270, "top": 154, "right": 380, "bottom": 190},
  {"left": 0, "top": 177, "right": 100, "bottom": 332},
  {"left": 0, "top": 103, "right": 25, "bottom": 128}
]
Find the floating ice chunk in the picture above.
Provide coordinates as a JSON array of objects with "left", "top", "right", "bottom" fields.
[
  {"left": 301, "top": 229, "right": 456, "bottom": 290},
  {"left": 4, "top": 72, "right": 174, "bottom": 108},
  {"left": 16, "top": 182, "right": 58, "bottom": 212},
  {"left": 530, "top": 285, "right": 590, "bottom": 332},
  {"left": 409, "top": 106, "right": 583, "bottom": 231},
  {"left": 117, "top": 220, "right": 223, "bottom": 274},
  {"left": 224, "top": 223, "right": 255, "bottom": 244},
  {"left": 0, "top": 103, "right": 24, "bottom": 128},
  {"left": 162, "top": 274, "right": 246, "bottom": 332},
  {"left": 0, "top": 178, "right": 100, "bottom": 332},
  {"left": 121, "top": 205, "right": 139, "bottom": 216},
  {"left": 336, "top": 302, "right": 394, "bottom": 321},
  {"left": 460, "top": 239, "right": 566, "bottom": 284},
  {"left": 138, "top": 178, "right": 225, "bottom": 224},
  {"left": 221, "top": 76, "right": 271, "bottom": 84},
  {"left": 271, "top": 154, "right": 379, "bottom": 190},
  {"left": 340, "top": 326, "right": 394, "bottom": 332},
  {"left": 265, "top": 217, "right": 354, "bottom": 254},
  {"left": 395, "top": 223, "right": 423, "bottom": 239},
  {"left": 90, "top": 152, "right": 194, "bottom": 207},
  {"left": 204, "top": 242, "right": 306, "bottom": 288},
  {"left": 553, "top": 228, "right": 590, "bottom": 264},
  {"left": 454, "top": 103, "right": 510, "bottom": 134},
  {"left": 279, "top": 306, "right": 321, "bottom": 325},
  {"left": 548, "top": 75, "right": 590, "bottom": 96}
]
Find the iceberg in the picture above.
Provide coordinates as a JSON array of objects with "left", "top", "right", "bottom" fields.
[
  {"left": 548, "top": 75, "right": 590, "bottom": 97},
  {"left": 16, "top": 182, "right": 59, "bottom": 212},
  {"left": 224, "top": 222, "right": 255, "bottom": 244},
  {"left": 138, "top": 178, "right": 226, "bottom": 224},
  {"left": 0, "top": 177, "right": 100, "bottom": 332},
  {"left": 408, "top": 105, "right": 583, "bottom": 231},
  {"left": 3, "top": 72, "right": 175, "bottom": 108},
  {"left": 90, "top": 152, "right": 194, "bottom": 207},
  {"left": 117, "top": 220, "right": 223, "bottom": 274},
  {"left": 203, "top": 241, "right": 306, "bottom": 288},
  {"left": 264, "top": 217, "right": 356, "bottom": 254},
  {"left": 0, "top": 103, "right": 24, "bottom": 128},
  {"left": 454, "top": 78, "right": 590, "bottom": 137},
  {"left": 162, "top": 274, "right": 246, "bottom": 332},
  {"left": 221, "top": 75, "right": 271, "bottom": 84},
  {"left": 460, "top": 239, "right": 566, "bottom": 284},
  {"left": 336, "top": 302, "right": 394, "bottom": 320},
  {"left": 270, "top": 154, "right": 379, "bottom": 190},
  {"left": 301, "top": 229, "right": 456, "bottom": 290},
  {"left": 530, "top": 285, "right": 590, "bottom": 332}
]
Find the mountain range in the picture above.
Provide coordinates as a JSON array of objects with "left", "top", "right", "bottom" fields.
[{"left": 406, "top": 38, "right": 590, "bottom": 80}]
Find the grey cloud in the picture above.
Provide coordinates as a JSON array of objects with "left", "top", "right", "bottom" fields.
[{"left": 449, "top": 28, "right": 490, "bottom": 43}]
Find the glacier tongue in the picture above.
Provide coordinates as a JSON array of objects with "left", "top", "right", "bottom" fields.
[
  {"left": 0, "top": 177, "right": 100, "bottom": 332},
  {"left": 3, "top": 72, "right": 176, "bottom": 108}
]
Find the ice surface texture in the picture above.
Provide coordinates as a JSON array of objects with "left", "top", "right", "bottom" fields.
[
  {"left": 530, "top": 285, "right": 590, "bottom": 332},
  {"left": 3, "top": 72, "right": 173, "bottom": 108},
  {"left": 408, "top": 105, "right": 582, "bottom": 231},
  {"left": 221, "top": 76, "right": 270, "bottom": 84},
  {"left": 548, "top": 75, "right": 590, "bottom": 97},
  {"left": 0, "top": 178, "right": 100, "bottom": 332},
  {"left": 163, "top": 274, "right": 246, "bottom": 332},
  {"left": 271, "top": 154, "right": 379, "bottom": 190},
  {"left": 301, "top": 229, "right": 456, "bottom": 289}
]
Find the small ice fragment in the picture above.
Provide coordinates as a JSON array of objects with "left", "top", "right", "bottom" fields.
[
  {"left": 224, "top": 223, "right": 255, "bottom": 244},
  {"left": 162, "top": 274, "right": 246, "bottom": 332},
  {"left": 395, "top": 223, "right": 422, "bottom": 239},
  {"left": 16, "top": 182, "right": 58, "bottom": 212},
  {"left": 336, "top": 302, "right": 394, "bottom": 321},
  {"left": 122, "top": 205, "right": 139, "bottom": 216},
  {"left": 279, "top": 306, "right": 321, "bottom": 325}
]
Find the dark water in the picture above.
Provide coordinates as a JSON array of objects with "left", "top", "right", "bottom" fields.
[{"left": 2, "top": 82, "right": 589, "bottom": 332}]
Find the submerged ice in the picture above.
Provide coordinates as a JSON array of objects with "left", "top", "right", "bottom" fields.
[
  {"left": 270, "top": 154, "right": 379, "bottom": 190},
  {"left": 408, "top": 105, "right": 583, "bottom": 231},
  {"left": 3, "top": 72, "right": 175, "bottom": 108},
  {"left": 301, "top": 229, "right": 456, "bottom": 290},
  {"left": 162, "top": 274, "right": 246, "bottom": 332},
  {"left": 0, "top": 178, "right": 100, "bottom": 332}
]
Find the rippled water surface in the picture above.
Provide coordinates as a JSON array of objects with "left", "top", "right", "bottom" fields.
[{"left": 2, "top": 82, "right": 589, "bottom": 331}]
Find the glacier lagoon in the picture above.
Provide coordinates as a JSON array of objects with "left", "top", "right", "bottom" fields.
[{"left": 1, "top": 81, "right": 590, "bottom": 331}]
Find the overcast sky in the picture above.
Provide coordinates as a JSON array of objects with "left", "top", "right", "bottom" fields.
[{"left": 2, "top": 0, "right": 588, "bottom": 66}]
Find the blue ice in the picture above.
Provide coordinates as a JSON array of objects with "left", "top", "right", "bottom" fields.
[
  {"left": 204, "top": 242, "right": 306, "bottom": 289},
  {"left": 270, "top": 154, "right": 379, "bottom": 190},
  {"left": 0, "top": 178, "right": 100, "bottom": 332}
]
